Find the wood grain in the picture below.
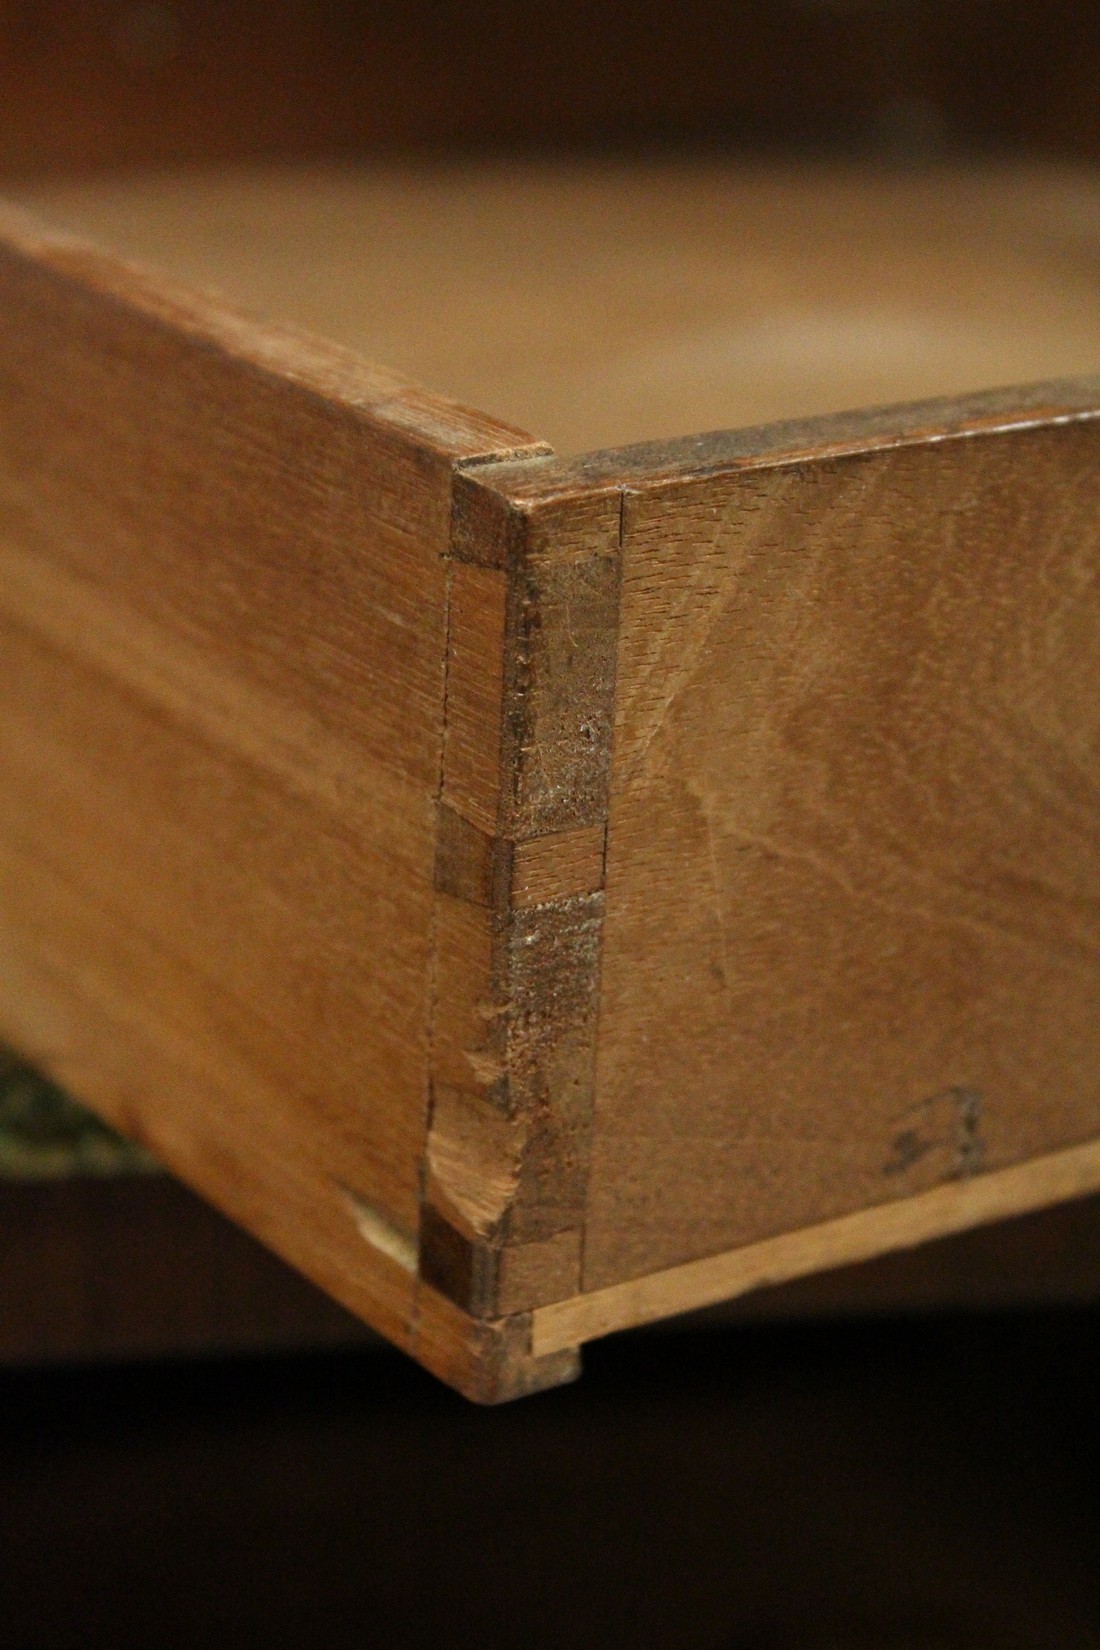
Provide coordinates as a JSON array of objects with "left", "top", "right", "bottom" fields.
[
  {"left": 18, "top": 160, "right": 1100, "bottom": 455},
  {"left": 512, "top": 826, "right": 608, "bottom": 909},
  {"left": 586, "top": 410, "right": 1100, "bottom": 1289},
  {"left": 4, "top": 177, "right": 1100, "bottom": 1392},
  {"left": 420, "top": 463, "right": 621, "bottom": 1319},
  {"left": 533, "top": 1139, "right": 1100, "bottom": 1354},
  {"left": 466, "top": 381, "right": 1100, "bottom": 1331},
  {"left": 6, "top": 1142, "right": 1100, "bottom": 1368},
  {"left": 0, "top": 202, "right": 558, "bottom": 1398}
]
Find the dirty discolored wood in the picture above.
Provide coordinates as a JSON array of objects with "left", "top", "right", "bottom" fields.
[{"left": 420, "top": 450, "right": 621, "bottom": 1323}]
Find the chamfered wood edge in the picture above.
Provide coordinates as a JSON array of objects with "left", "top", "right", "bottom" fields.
[{"left": 529, "top": 1138, "right": 1100, "bottom": 1356}]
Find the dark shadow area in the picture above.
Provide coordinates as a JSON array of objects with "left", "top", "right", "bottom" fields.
[
  {"left": 3, "top": 1, "right": 1100, "bottom": 178},
  {"left": 2, "top": 1311, "right": 1098, "bottom": 1649}
]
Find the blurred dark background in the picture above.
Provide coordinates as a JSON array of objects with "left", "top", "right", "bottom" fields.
[
  {"left": 2, "top": 1312, "right": 1100, "bottom": 1649},
  {"left": 3, "top": 6, "right": 1100, "bottom": 1645},
  {"left": 1, "top": 0, "right": 1099, "bottom": 178}
]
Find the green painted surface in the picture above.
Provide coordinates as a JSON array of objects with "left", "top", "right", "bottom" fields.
[{"left": 0, "top": 1050, "right": 161, "bottom": 1182}]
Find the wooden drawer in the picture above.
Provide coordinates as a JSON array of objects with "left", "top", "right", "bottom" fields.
[{"left": 2, "top": 160, "right": 1099, "bottom": 1398}]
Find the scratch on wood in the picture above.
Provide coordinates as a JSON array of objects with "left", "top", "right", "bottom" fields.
[{"left": 339, "top": 1184, "right": 419, "bottom": 1273}]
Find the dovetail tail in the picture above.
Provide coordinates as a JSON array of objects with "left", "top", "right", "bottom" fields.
[{"left": 427, "top": 469, "right": 626, "bottom": 1314}]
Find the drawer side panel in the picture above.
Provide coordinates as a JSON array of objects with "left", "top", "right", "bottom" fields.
[
  {"left": 584, "top": 416, "right": 1100, "bottom": 1289},
  {"left": 0, "top": 208, "right": 546, "bottom": 1372}
]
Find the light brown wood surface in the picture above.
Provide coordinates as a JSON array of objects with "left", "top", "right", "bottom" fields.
[
  {"left": 461, "top": 379, "right": 1100, "bottom": 1332},
  {"left": 533, "top": 1140, "right": 1100, "bottom": 1354},
  {"left": 17, "top": 160, "right": 1100, "bottom": 454},
  {"left": 10, "top": 1160, "right": 1100, "bottom": 1369},
  {"left": 0, "top": 202, "right": 572, "bottom": 1400},
  {"left": 588, "top": 417, "right": 1100, "bottom": 1287},
  {"left": 3, "top": 167, "right": 1100, "bottom": 1397}
]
